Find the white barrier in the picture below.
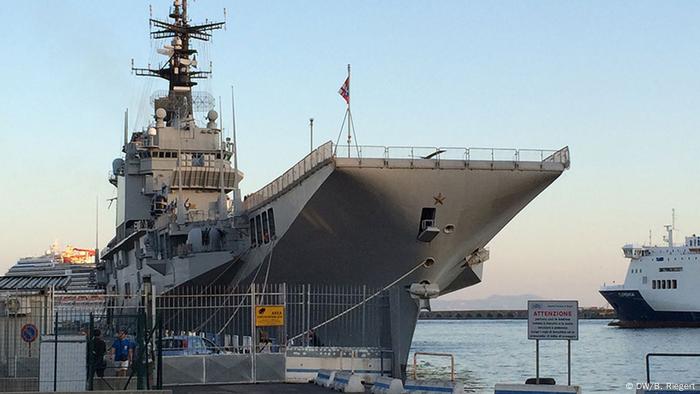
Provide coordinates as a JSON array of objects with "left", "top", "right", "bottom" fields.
[
  {"left": 370, "top": 376, "right": 403, "bottom": 394},
  {"left": 285, "top": 347, "right": 391, "bottom": 383},
  {"left": 314, "top": 369, "right": 336, "bottom": 387},
  {"left": 494, "top": 384, "right": 581, "bottom": 394},
  {"left": 404, "top": 379, "right": 465, "bottom": 394},
  {"left": 332, "top": 371, "right": 364, "bottom": 392}
]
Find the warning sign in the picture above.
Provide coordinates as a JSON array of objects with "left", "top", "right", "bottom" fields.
[
  {"left": 255, "top": 305, "right": 285, "bottom": 327},
  {"left": 528, "top": 300, "right": 578, "bottom": 340}
]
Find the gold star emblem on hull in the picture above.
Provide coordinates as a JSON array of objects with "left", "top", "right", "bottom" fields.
[{"left": 433, "top": 192, "right": 446, "bottom": 205}]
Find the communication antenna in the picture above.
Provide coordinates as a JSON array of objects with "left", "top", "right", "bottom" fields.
[
  {"left": 95, "top": 194, "right": 99, "bottom": 262},
  {"left": 648, "top": 229, "right": 652, "bottom": 246},
  {"left": 663, "top": 208, "right": 676, "bottom": 247},
  {"left": 176, "top": 105, "right": 185, "bottom": 225},
  {"left": 309, "top": 118, "right": 314, "bottom": 153},
  {"left": 231, "top": 85, "right": 241, "bottom": 212},
  {"left": 218, "top": 96, "right": 226, "bottom": 219},
  {"left": 123, "top": 108, "right": 129, "bottom": 150},
  {"left": 673, "top": 208, "right": 676, "bottom": 231}
]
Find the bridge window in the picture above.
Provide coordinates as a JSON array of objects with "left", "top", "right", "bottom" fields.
[
  {"left": 672, "top": 279, "right": 677, "bottom": 289},
  {"left": 659, "top": 267, "right": 682, "bottom": 272},
  {"left": 267, "top": 208, "right": 276, "bottom": 238},
  {"left": 192, "top": 153, "right": 205, "bottom": 166},
  {"left": 652, "top": 280, "right": 657, "bottom": 289},
  {"left": 255, "top": 215, "right": 263, "bottom": 246},
  {"left": 262, "top": 211, "right": 270, "bottom": 244},
  {"left": 250, "top": 218, "right": 257, "bottom": 247}
]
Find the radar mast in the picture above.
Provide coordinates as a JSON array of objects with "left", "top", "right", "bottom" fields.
[{"left": 132, "top": 0, "right": 225, "bottom": 124}]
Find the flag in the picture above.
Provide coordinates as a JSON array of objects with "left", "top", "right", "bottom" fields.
[{"left": 338, "top": 77, "right": 350, "bottom": 104}]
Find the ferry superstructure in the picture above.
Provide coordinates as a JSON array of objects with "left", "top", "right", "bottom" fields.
[
  {"left": 97, "top": 0, "right": 570, "bottom": 373},
  {"left": 600, "top": 221, "right": 700, "bottom": 327}
]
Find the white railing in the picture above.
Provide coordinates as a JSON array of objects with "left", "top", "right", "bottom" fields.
[
  {"left": 243, "top": 142, "right": 334, "bottom": 210},
  {"left": 334, "top": 144, "right": 570, "bottom": 164},
  {"left": 243, "top": 142, "right": 569, "bottom": 211}
]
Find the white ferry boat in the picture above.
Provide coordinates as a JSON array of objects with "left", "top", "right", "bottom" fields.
[{"left": 600, "top": 219, "right": 700, "bottom": 327}]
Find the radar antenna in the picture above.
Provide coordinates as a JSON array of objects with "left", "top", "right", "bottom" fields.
[{"left": 131, "top": 0, "right": 225, "bottom": 123}]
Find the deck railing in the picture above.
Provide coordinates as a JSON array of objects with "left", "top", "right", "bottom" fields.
[
  {"left": 243, "top": 142, "right": 569, "bottom": 211},
  {"left": 243, "top": 141, "right": 334, "bottom": 210},
  {"left": 334, "top": 144, "right": 569, "bottom": 164}
]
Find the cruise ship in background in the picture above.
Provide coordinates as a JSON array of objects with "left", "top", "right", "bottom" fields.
[
  {"left": 600, "top": 215, "right": 700, "bottom": 327},
  {"left": 3, "top": 244, "right": 98, "bottom": 292},
  {"left": 98, "top": 0, "right": 571, "bottom": 373}
]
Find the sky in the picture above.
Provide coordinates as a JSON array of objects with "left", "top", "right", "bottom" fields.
[{"left": 2, "top": 1, "right": 700, "bottom": 307}]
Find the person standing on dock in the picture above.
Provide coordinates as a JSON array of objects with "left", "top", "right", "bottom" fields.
[
  {"left": 110, "top": 329, "right": 135, "bottom": 377},
  {"left": 91, "top": 329, "right": 107, "bottom": 378}
]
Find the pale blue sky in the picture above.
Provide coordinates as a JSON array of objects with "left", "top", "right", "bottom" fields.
[{"left": 1, "top": 1, "right": 700, "bottom": 306}]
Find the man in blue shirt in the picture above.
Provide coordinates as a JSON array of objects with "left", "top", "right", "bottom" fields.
[{"left": 110, "top": 329, "right": 135, "bottom": 377}]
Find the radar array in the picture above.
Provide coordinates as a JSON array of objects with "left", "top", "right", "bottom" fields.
[{"left": 131, "top": 0, "right": 224, "bottom": 121}]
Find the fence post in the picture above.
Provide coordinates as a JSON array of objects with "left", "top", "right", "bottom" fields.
[
  {"left": 87, "top": 313, "right": 94, "bottom": 391},
  {"left": 156, "top": 316, "right": 163, "bottom": 389},
  {"left": 137, "top": 310, "right": 146, "bottom": 389},
  {"left": 53, "top": 311, "right": 58, "bottom": 392},
  {"left": 282, "top": 283, "right": 287, "bottom": 348},
  {"left": 362, "top": 285, "right": 366, "bottom": 347},
  {"left": 305, "top": 285, "right": 311, "bottom": 347},
  {"left": 300, "top": 284, "right": 305, "bottom": 347},
  {"left": 250, "top": 285, "right": 256, "bottom": 382}
]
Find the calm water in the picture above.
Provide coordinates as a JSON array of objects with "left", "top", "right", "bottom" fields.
[{"left": 409, "top": 320, "right": 700, "bottom": 393}]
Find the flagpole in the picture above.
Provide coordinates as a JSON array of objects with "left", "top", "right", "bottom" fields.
[{"left": 346, "top": 64, "right": 351, "bottom": 158}]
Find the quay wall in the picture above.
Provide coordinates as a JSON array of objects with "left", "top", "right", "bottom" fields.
[{"left": 419, "top": 308, "right": 615, "bottom": 320}]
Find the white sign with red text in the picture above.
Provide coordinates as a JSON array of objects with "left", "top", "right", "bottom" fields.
[{"left": 528, "top": 300, "right": 579, "bottom": 340}]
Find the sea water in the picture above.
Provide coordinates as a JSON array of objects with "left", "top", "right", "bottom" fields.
[{"left": 409, "top": 319, "right": 700, "bottom": 393}]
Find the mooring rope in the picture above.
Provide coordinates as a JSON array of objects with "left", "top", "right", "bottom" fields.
[
  {"left": 287, "top": 258, "right": 428, "bottom": 343},
  {"left": 212, "top": 238, "right": 278, "bottom": 336}
]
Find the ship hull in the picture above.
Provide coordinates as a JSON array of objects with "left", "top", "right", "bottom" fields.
[
  {"left": 600, "top": 289, "right": 700, "bottom": 327},
  {"left": 235, "top": 159, "right": 566, "bottom": 290},
  {"left": 224, "top": 156, "right": 567, "bottom": 374}
]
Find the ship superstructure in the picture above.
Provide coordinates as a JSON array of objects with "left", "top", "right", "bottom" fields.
[
  {"left": 600, "top": 218, "right": 700, "bottom": 327},
  {"left": 99, "top": 0, "right": 570, "bottom": 374},
  {"left": 100, "top": 0, "right": 245, "bottom": 298}
]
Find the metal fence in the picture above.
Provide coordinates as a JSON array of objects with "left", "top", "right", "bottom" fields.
[
  {"left": 1, "top": 283, "right": 394, "bottom": 389},
  {"left": 0, "top": 291, "right": 157, "bottom": 392},
  {"left": 157, "top": 283, "right": 392, "bottom": 352}
]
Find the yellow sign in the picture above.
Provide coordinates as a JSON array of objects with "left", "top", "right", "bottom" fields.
[{"left": 255, "top": 305, "right": 285, "bottom": 326}]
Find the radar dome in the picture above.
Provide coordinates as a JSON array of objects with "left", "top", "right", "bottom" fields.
[
  {"left": 155, "top": 108, "right": 167, "bottom": 119},
  {"left": 112, "top": 158, "right": 125, "bottom": 176},
  {"left": 207, "top": 110, "right": 218, "bottom": 121}
]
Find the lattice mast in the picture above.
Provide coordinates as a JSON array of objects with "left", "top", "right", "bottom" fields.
[{"left": 132, "top": 0, "right": 225, "bottom": 124}]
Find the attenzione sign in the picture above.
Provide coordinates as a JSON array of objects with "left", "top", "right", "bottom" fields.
[{"left": 527, "top": 300, "right": 579, "bottom": 340}]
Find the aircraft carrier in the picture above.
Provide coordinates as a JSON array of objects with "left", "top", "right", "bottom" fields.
[{"left": 97, "top": 0, "right": 570, "bottom": 374}]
